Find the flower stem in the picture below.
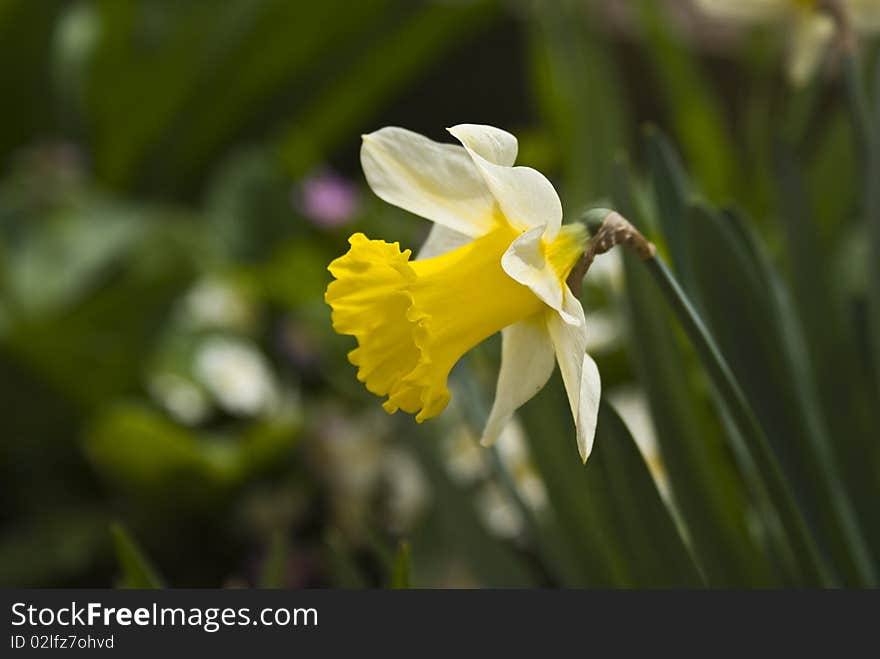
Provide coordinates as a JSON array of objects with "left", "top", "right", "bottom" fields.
[
  {"left": 842, "top": 51, "right": 880, "bottom": 400},
  {"left": 568, "top": 209, "right": 655, "bottom": 296}
]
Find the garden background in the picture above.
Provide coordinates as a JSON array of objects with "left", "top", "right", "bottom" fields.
[{"left": 2, "top": 0, "right": 878, "bottom": 588}]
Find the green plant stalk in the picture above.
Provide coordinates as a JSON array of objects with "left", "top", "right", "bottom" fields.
[
  {"left": 846, "top": 54, "right": 880, "bottom": 397},
  {"left": 257, "top": 529, "right": 289, "bottom": 588},
  {"left": 842, "top": 54, "right": 871, "bottom": 166},
  {"left": 842, "top": 50, "right": 880, "bottom": 398},
  {"left": 390, "top": 541, "right": 410, "bottom": 589},
  {"left": 643, "top": 256, "right": 836, "bottom": 586},
  {"left": 110, "top": 523, "right": 164, "bottom": 589},
  {"left": 873, "top": 58, "right": 880, "bottom": 401}
]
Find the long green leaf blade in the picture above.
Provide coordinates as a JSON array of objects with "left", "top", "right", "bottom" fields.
[
  {"left": 111, "top": 523, "right": 164, "bottom": 589},
  {"left": 390, "top": 541, "right": 410, "bottom": 589}
]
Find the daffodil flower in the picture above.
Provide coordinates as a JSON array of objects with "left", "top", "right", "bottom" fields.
[
  {"left": 694, "top": 0, "right": 880, "bottom": 85},
  {"left": 325, "top": 125, "right": 601, "bottom": 462}
]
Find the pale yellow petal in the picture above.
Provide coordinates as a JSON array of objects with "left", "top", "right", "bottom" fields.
[
  {"left": 693, "top": 0, "right": 791, "bottom": 24},
  {"left": 360, "top": 127, "right": 498, "bottom": 238},
  {"left": 577, "top": 352, "right": 601, "bottom": 462},
  {"left": 501, "top": 226, "right": 567, "bottom": 318},
  {"left": 448, "top": 125, "right": 563, "bottom": 240},
  {"left": 787, "top": 12, "right": 834, "bottom": 86},
  {"left": 445, "top": 123, "right": 518, "bottom": 166},
  {"left": 481, "top": 315, "right": 556, "bottom": 447},
  {"left": 546, "top": 288, "right": 600, "bottom": 462}
]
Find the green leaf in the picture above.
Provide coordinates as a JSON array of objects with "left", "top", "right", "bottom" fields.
[
  {"left": 866, "top": 55, "right": 880, "bottom": 398},
  {"left": 528, "top": 0, "right": 629, "bottom": 209},
  {"left": 450, "top": 361, "right": 589, "bottom": 588},
  {"left": 4, "top": 201, "right": 150, "bottom": 317},
  {"left": 624, "top": 263, "right": 779, "bottom": 587},
  {"left": 588, "top": 403, "right": 705, "bottom": 587},
  {"left": 87, "top": 404, "right": 231, "bottom": 496},
  {"left": 258, "top": 530, "right": 289, "bottom": 589},
  {"left": 0, "top": 0, "right": 64, "bottom": 158},
  {"left": 390, "top": 541, "right": 410, "bottom": 589},
  {"left": 0, "top": 508, "right": 108, "bottom": 588},
  {"left": 520, "top": 384, "right": 633, "bottom": 586},
  {"left": 641, "top": 249, "right": 832, "bottom": 585},
  {"left": 682, "top": 204, "right": 874, "bottom": 585},
  {"left": 644, "top": 126, "right": 696, "bottom": 291},
  {"left": 324, "top": 531, "right": 370, "bottom": 589},
  {"left": 636, "top": 0, "right": 739, "bottom": 202},
  {"left": 85, "top": 1, "right": 424, "bottom": 191},
  {"left": 277, "top": 0, "right": 496, "bottom": 179},
  {"left": 86, "top": 0, "right": 230, "bottom": 187},
  {"left": 111, "top": 523, "right": 164, "bottom": 589},
  {"left": 612, "top": 160, "right": 776, "bottom": 587},
  {"left": 405, "top": 419, "right": 540, "bottom": 588},
  {"left": 86, "top": 404, "right": 300, "bottom": 500},
  {"left": 643, "top": 128, "right": 872, "bottom": 584},
  {"left": 202, "top": 147, "right": 307, "bottom": 263},
  {"left": 3, "top": 207, "right": 196, "bottom": 408},
  {"left": 522, "top": 391, "right": 704, "bottom": 587},
  {"left": 166, "top": 0, "right": 398, "bottom": 187},
  {"left": 774, "top": 143, "right": 880, "bottom": 571}
]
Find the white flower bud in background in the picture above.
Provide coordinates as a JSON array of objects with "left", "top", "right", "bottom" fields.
[
  {"left": 316, "top": 409, "right": 386, "bottom": 536},
  {"left": 579, "top": 249, "right": 623, "bottom": 354},
  {"left": 583, "top": 310, "right": 622, "bottom": 354},
  {"left": 441, "top": 415, "right": 548, "bottom": 516},
  {"left": 476, "top": 483, "right": 524, "bottom": 539},
  {"left": 148, "top": 372, "right": 210, "bottom": 426},
  {"left": 495, "top": 420, "right": 548, "bottom": 513},
  {"left": 693, "top": 0, "right": 880, "bottom": 85},
  {"left": 382, "top": 448, "right": 431, "bottom": 533},
  {"left": 194, "top": 337, "right": 279, "bottom": 417},
  {"left": 584, "top": 248, "right": 624, "bottom": 294},
  {"left": 442, "top": 425, "right": 491, "bottom": 486},
  {"left": 181, "top": 278, "right": 255, "bottom": 333},
  {"left": 309, "top": 407, "right": 431, "bottom": 537},
  {"left": 607, "top": 386, "right": 670, "bottom": 501}
]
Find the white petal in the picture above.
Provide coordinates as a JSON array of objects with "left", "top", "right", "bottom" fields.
[
  {"left": 786, "top": 13, "right": 834, "bottom": 86},
  {"left": 546, "top": 288, "right": 600, "bottom": 462},
  {"left": 361, "top": 127, "right": 498, "bottom": 237},
  {"left": 416, "top": 224, "right": 472, "bottom": 260},
  {"left": 480, "top": 315, "right": 556, "bottom": 447},
  {"left": 444, "top": 123, "right": 518, "bottom": 166},
  {"left": 547, "top": 287, "right": 586, "bottom": 423},
  {"left": 448, "top": 125, "right": 563, "bottom": 240},
  {"left": 501, "top": 226, "right": 576, "bottom": 322},
  {"left": 577, "top": 351, "right": 601, "bottom": 462}
]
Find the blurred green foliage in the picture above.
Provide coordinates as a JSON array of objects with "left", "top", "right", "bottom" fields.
[{"left": 0, "top": 0, "right": 877, "bottom": 588}]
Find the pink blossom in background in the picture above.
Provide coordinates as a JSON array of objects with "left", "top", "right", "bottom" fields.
[{"left": 295, "top": 169, "right": 360, "bottom": 229}]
